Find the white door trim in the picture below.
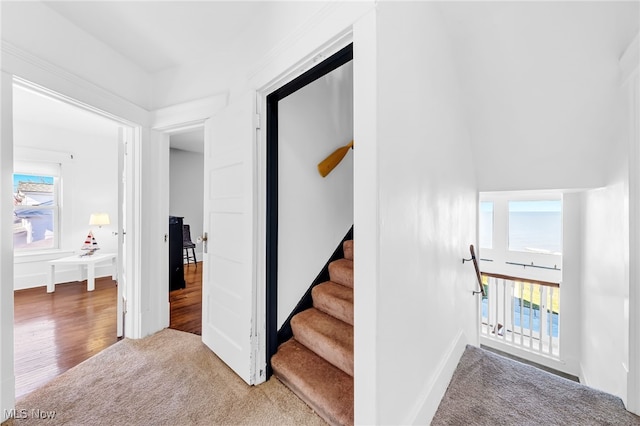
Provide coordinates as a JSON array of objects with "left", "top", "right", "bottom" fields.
[
  {"left": 624, "top": 35, "right": 640, "bottom": 414},
  {"left": 147, "top": 94, "right": 226, "bottom": 341},
  {"left": 1, "top": 71, "right": 16, "bottom": 423},
  {"left": 151, "top": 95, "right": 227, "bottom": 133},
  {"left": 12, "top": 77, "right": 144, "bottom": 340}
]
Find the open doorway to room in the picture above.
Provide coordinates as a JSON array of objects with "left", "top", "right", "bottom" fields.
[
  {"left": 168, "top": 129, "right": 204, "bottom": 335},
  {"left": 11, "top": 80, "right": 128, "bottom": 398}
]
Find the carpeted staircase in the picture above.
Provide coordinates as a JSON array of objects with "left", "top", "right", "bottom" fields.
[{"left": 271, "top": 240, "right": 354, "bottom": 426}]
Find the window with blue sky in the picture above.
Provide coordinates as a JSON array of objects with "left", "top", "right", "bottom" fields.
[{"left": 13, "top": 173, "right": 58, "bottom": 250}]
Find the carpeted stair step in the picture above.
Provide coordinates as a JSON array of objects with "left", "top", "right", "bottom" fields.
[
  {"left": 328, "top": 258, "right": 353, "bottom": 288},
  {"left": 272, "top": 339, "right": 353, "bottom": 426},
  {"left": 312, "top": 281, "right": 353, "bottom": 326},
  {"left": 343, "top": 240, "right": 353, "bottom": 261},
  {"left": 291, "top": 308, "right": 353, "bottom": 376}
]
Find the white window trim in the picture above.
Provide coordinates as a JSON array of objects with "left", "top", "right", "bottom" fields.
[
  {"left": 479, "top": 191, "right": 563, "bottom": 284},
  {"left": 13, "top": 148, "right": 74, "bottom": 256}
]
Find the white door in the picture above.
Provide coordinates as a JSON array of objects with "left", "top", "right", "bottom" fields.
[
  {"left": 116, "top": 128, "right": 127, "bottom": 338},
  {"left": 201, "top": 92, "right": 256, "bottom": 384}
]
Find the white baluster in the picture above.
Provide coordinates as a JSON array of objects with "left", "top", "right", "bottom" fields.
[
  {"left": 509, "top": 281, "right": 514, "bottom": 344},
  {"left": 547, "top": 287, "right": 553, "bottom": 355},
  {"left": 538, "top": 285, "right": 544, "bottom": 353},
  {"left": 478, "top": 276, "right": 561, "bottom": 360},
  {"left": 529, "top": 283, "right": 534, "bottom": 350},
  {"left": 519, "top": 281, "right": 524, "bottom": 348}
]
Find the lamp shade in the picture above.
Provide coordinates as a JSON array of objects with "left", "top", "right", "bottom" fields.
[{"left": 89, "top": 213, "right": 110, "bottom": 227}]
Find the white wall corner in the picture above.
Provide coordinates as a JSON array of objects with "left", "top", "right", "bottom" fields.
[
  {"left": 620, "top": 33, "right": 639, "bottom": 86},
  {"left": 408, "top": 331, "right": 469, "bottom": 425}
]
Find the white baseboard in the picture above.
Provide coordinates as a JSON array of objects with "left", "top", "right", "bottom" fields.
[
  {"left": 579, "top": 362, "right": 590, "bottom": 387},
  {"left": 407, "top": 330, "right": 469, "bottom": 424},
  {"left": 479, "top": 335, "right": 577, "bottom": 377}
]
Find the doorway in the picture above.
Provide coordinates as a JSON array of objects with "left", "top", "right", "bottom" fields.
[
  {"left": 265, "top": 43, "right": 354, "bottom": 377},
  {"left": 11, "top": 79, "right": 133, "bottom": 396},
  {"left": 168, "top": 128, "right": 205, "bottom": 335}
]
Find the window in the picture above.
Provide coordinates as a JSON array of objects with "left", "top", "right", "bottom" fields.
[
  {"left": 479, "top": 201, "right": 494, "bottom": 249},
  {"left": 508, "top": 200, "right": 562, "bottom": 255},
  {"left": 13, "top": 164, "right": 60, "bottom": 251}
]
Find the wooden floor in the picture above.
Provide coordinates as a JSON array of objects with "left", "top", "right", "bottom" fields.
[
  {"left": 169, "top": 263, "right": 202, "bottom": 335},
  {"left": 13, "top": 262, "right": 202, "bottom": 399}
]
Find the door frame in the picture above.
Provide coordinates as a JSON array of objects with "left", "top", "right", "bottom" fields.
[
  {"left": 10, "top": 77, "right": 141, "bottom": 339},
  {"left": 4, "top": 76, "right": 142, "bottom": 398},
  {"left": 257, "top": 41, "right": 353, "bottom": 378},
  {"left": 154, "top": 120, "right": 205, "bottom": 335},
  {"left": 150, "top": 94, "right": 227, "bottom": 339}
]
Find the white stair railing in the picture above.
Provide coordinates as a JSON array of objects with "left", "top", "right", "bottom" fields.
[{"left": 480, "top": 272, "right": 560, "bottom": 358}]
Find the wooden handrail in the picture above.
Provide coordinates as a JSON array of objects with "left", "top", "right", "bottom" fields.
[
  {"left": 469, "top": 245, "right": 486, "bottom": 296},
  {"left": 481, "top": 271, "right": 560, "bottom": 288}
]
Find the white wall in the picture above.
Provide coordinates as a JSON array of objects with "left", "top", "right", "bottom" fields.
[
  {"left": 169, "top": 148, "right": 204, "bottom": 263},
  {"left": 578, "top": 47, "right": 632, "bottom": 400},
  {"left": 12, "top": 112, "right": 120, "bottom": 289},
  {"left": 1, "top": 2, "right": 151, "bottom": 110},
  {"left": 277, "top": 61, "right": 353, "bottom": 327},
  {"left": 438, "top": 2, "right": 639, "bottom": 193},
  {"left": 558, "top": 193, "right": 582, "bottom": 377},
  {"left": 364, "top": 3, "right": 478, "bottom": 423},
  {"left": 580, "top": 179, "right": 629, "bottom": 401}
]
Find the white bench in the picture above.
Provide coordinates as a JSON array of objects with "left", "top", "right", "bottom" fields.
[{"left": 47, "top": 253, "right": 117, "bottom": 293}]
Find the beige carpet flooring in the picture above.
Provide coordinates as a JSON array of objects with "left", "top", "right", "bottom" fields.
[
  {"left": 432, "top": 345, "right": 640, "bottom": 425},
  {"left": 4, "top": 328, "right": 326, "bottom": 425}
]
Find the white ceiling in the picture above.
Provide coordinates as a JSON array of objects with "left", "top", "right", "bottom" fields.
[
  {"left": 170, "top": 129, "right": 204, "bottom": 154},
  {"left": 24, "top": 1, "right": 328, "bottom": 152},
  {"left": 8, "top": 2, "right": 640, "bottom": 162},
  {"left": 42, "top": 1, "right": 328, "bottom": 75}
]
